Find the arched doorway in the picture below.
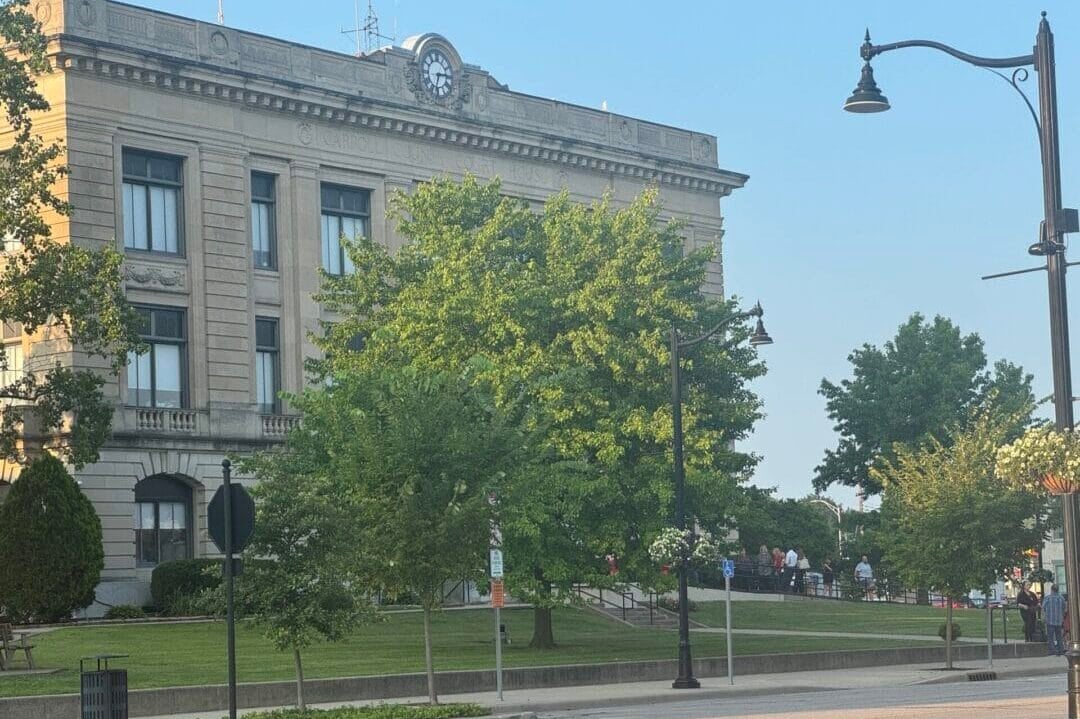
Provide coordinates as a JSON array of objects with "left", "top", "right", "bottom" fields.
[{"left": 134, "top": 474, "right": 193, "bottom": 567}]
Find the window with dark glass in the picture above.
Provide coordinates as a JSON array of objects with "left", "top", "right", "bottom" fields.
[
  {"left": 320, "top": 184, "right": 370, "bottom": 275},
  {"left": 122, "top": 150, "right": 184, "bottom": 255},
  {"left": 134, "top": 474, "right": 192, "bottom": 567},
  {"left": 127, "top": 307, "right": 186, "bottom": 408},
  {"left": 255, "top": 318, "right": 279, "bottom": 414},
  {"left": 251, "top": 172, "right": 277, "bottom": 269}
]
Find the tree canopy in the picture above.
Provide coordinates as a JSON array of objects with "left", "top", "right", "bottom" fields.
[
  {"left": 313, "top": 176, "right": 767, "bottom": 646},
  {"left": 0, "top": 0, "right": 141, "bottom": 466},
  {"left": 814, "top": 313, "right": 1033, "bottom": 495}
]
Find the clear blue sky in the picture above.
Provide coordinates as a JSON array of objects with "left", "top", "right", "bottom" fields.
[{"left": 133, "top": 1, "right": 1080, "bottom": 508}]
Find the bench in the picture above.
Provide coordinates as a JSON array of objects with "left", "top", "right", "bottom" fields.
[{"left": 0, "top": 623, "right": 34, "bottom": 670}]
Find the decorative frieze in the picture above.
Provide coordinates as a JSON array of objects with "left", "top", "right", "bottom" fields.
[
  {"left": 122, "top": 263, "right": 185, "bottom": 290},
  {"left": 52, "top": 49, "right": 745, "bottom": 197}
]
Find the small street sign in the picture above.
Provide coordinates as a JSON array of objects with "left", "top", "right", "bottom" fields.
[
  {"left": 490, "top": 548, "right": 504, "bottom": 578},
  {"left": 491, "top": 579, "right": 505, "bottom": 608},
  {"left": 722, "top": 558, "right": 735, "bottom": 579},
  {"left": 208, "top": 483, "right": 255, "bottom": 554}
]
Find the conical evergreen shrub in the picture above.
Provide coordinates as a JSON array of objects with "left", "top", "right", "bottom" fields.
[{"left": 0, "top": 454, "right": 103, "bottom": 622}]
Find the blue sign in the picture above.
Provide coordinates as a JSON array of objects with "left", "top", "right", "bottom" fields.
[{"left": 722, "top": 558, "right": 735, "bottom": 579}]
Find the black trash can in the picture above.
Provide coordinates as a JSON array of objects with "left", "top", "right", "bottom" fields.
[{"left": 80, "top": 654, "right": 129, "bottom": 719}]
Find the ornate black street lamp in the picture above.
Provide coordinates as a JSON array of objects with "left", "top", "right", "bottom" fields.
[
  {"left": 843, "top": 13, "right": 1080, "bottom": 715},
  {"left": 671, "top": 303, "right": 772, "bottom": 689}
]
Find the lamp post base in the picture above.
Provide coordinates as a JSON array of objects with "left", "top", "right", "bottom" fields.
[
  {"left": 1067, "top": 650, "right": 1080, "bottom": 718},
  {"left": 672, "top": 676, "right": 701, "bottom": 689}
]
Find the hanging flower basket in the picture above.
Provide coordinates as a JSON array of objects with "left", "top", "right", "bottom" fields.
[
  {"left": 1042, "top": 473, "right": 1080, "bottom": 495},
  {"left": 997, "top": 426, "right": 1080, "bottom": 494}
]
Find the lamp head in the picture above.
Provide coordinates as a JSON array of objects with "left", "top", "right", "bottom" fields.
[
  {"left": 844, "top": 61, "right": 890, "bottom": 113},
  {"left": 749, "top": 317, "right": 773, "bottom": 347}
]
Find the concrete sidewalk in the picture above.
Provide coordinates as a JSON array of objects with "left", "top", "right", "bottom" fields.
[{"left": 142, "top": 654, "right": 1068, "bottom": 719}]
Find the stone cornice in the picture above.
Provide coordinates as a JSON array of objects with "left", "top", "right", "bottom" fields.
[{"left": 50, "top": 41, "right": 747, "bottom": 197}]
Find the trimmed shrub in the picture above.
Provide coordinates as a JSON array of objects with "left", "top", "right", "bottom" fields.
[
  {"left": 0, "top": 454, "right": 104, "bottom": 622},
  {"left": 938, "top": 621, "right": 962, "bottom": 640},
  {"left": 657, "top": 595, "right": 696, "bottom": 613},
  {"left": 104, "top": 604, "right": 147, "bottom": 620},
  {"left": 151, "top": 558, "right": 221, "bottom": 610}
]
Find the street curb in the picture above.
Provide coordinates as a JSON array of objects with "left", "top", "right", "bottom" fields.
[
  {"left": 478, "top": 683, "right": 839, "bottom": 716},
  {"left": 913, "top": 661, "right": 1068, "bottom": 686}
]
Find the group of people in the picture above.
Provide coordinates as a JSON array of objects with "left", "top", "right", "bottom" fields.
[
  {"left": 730, "top": 546, "right": 877, "bottom": 599},
  {"left": 1018, "top": 580, "right": 1069, "bottom": 656}
]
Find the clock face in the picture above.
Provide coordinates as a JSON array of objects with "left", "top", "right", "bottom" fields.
[{"left": 421, "top": 49, "right": 454, "bottom": 99}]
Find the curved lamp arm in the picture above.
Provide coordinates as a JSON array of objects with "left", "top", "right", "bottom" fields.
[
  {"left": 677, "top": 302, "right": 763, "bottom": 351},
  {"left": 862, "top": 37, "right": 1033, "bottom": 69}
]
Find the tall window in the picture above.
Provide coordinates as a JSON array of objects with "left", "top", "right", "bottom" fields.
[
  {"left": 128, "top": 307, "right": 186, "bottom": 408},
  {"left": 251, "top": 172, "right": 277, "bottom": 269},
  {"left": 122, "top": 149, "right": 183, "bottom": 255},
  {"left": 134, "top": 474, "right": 192, "bottom": 567},
  {"left": 320, "top": 184, "right": 369, "bottom": 275},
  {"left": 255, "top": 318, "right": 279, "bottom": 414},
  {"left": 0, "top": 322, "right": 22, "bottom": 390}
]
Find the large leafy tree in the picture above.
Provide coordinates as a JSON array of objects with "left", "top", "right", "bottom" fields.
[
  {"left": 731, "top": 488, "right": 835, "bottom": 568},
  {"left": 0, "top": 0, "right": 140, "bottom": 466},
  {"left": 315, "top": 177, "right": 765, "bottom": 647},
  {"left": 814, "top": 313, "right": 1033, "bottom": 496},
  {"left": 0, "top": 453, "right": 103, "bottom": 621},
  {"left": 875, "top": 405, "right": 1044, "bottom": 668}
]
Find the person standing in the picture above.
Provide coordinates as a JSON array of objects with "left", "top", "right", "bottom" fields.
[
  {"left": 822, "top": 557, "right": 835, "bottom": 598},
  {"left": 783, "top": 546, "right": 798, "bottom": 593},
  {"left": 1017, "top": 581, "right": 1040, "bottom": 642},
  {"left": 755, "top": 544, "right": 771, "bottom": 592},
  {"left": 795, "top": 548, "right": 810, "bottom": 594},
  {"left": 1043, "top": 583, "right": 1067, "bottom": 656},
  {"left": 854, "top": 555, "right": 875, "bottom": 600},
  {"left": 772, "top": 548, "right": 784, "bottom": 592}
]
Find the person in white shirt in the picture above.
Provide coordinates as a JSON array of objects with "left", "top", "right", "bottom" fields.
[
  {"left": 854, "top": 555, "right": 875, "bottom": 600},
  {"left": 783, "top": 547, "right": 798, "bottom": 592}
]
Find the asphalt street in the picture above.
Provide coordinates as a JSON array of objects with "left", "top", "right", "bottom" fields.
[{"left": 538, "top": 675, "right": 1065, "bottom": 718}]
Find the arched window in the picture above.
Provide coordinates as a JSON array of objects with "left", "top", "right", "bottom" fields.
[{"left": 134, "top": 474, "right": 192, "bottom": 567}]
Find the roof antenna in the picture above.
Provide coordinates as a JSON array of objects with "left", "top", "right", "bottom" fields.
[
  {"left": 217, "top": 0, "right": 224, "bottom": 25},
  {"left": 342, "top": 0, "right": 395, "bottom": 57}
]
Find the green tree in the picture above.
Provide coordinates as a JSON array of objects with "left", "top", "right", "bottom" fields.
[
  {"left": 314, "top": 177, "right": 765, "bottom": 647},
  {"left": 875, "top": 405, "right": 1043, "bottom": 668},
  {"left": 235, "top": 462, "right": 372, "bottom": 711},
  {"left": 0, "top": 453, "right": 103, "bottom": 621},
  {"left": 243, "top": 364, "right": 521, "bottom": 704},
  {"left": 814, "top": 313, "right": 1033, "bottom": 496},
  {"left": 731, "top": 488, "right": 834, "bottom": 569},
  {"left": 0, "top": 1, "right": 141, "bottom": 466}
]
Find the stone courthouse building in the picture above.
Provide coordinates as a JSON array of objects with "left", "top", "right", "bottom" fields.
[{"left": 16, "top": 0, "right": 747, "bottom": 612}]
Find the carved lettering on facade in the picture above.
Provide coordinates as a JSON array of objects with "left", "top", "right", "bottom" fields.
[
  {"left": 241, "top": 39, "right": 289, "bottom": 67},
  {"left": 390, "top": 140, "right": 434, "bottom": 166},
  {"left": 153, "top": 21, "right": 195, "bottom": 48},
  {"left": 108, "top": 9, "right": 148, "bottom": 36}
]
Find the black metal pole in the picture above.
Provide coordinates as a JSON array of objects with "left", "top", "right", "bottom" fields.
[
  {"left": 1034, "top": 16, "right": 1080, "bottom": 717},
  {"left": 671, "top": 322, "right": 699, "bottom": 689},
  {"left": 222, "top": 458, "right": 237, "bottom": 719}
]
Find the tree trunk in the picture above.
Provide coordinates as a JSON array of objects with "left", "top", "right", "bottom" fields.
[
  {"left": 423, "top": 605, "right": 438, "bottom": 704},
  {"left": 530, "top": 605, "right": 556, "bottom": 649},
  {"left": 293, "top": 647, "right": 306, "bottom": 711},
  {"left": 945, "top": 602, "right": 953, "bottom": 670},
  {"left": 529, "top": 573, "right": 556, "bottom": 649}
]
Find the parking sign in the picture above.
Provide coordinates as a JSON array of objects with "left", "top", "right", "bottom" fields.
[{"left": 722, "top": 558, "right": 735, "bottom": 579}]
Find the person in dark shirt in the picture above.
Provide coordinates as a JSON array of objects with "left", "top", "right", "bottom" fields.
[
  {"left": 822, "top": 557, "right": 835, "bottom": 598},
  {"left": 1017, "top": 581, "right": 1040, "bottom": 642}
]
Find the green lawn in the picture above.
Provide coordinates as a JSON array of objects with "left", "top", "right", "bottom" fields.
[
  {"left": 0, "top": 607, "right": 920, "bottom": 698},
  {"left": 693, "top": 599, "right": 1020, "bottom": 639}
]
